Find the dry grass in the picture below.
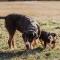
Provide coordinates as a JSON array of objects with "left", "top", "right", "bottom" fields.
[{"left": 0, "top": 1, "right": 60, "bottom": 60}]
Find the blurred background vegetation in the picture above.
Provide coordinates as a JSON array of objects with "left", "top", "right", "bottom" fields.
[{"left": 0, "top": 0, "right": 60, "bottom": 1}]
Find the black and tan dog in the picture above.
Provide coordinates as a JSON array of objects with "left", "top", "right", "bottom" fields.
[
  {"left": 0, "top": 14, "right": 40, "bottom": 50},
  {"left": 39, "top": 31, "right": 57, "bottom": 49}
]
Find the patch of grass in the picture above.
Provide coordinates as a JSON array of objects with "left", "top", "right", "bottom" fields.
[
  {"left": 54, "top": 26, "right": 60, "bottom": 29},
  {"left": 0, "top": 18, "right": 60, "bottom": 60}
]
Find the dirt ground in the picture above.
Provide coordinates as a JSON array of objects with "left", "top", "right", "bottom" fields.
[{"left": 0, "top": 2, "right": 60, "bottom": 18}]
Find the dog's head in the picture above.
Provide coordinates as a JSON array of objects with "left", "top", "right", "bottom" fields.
[
  {"left": 22, "top": 30, "right": 38, "bottom": 50},
  {"left": 48, "top": 33, "right": 57, "bottom": 48}
]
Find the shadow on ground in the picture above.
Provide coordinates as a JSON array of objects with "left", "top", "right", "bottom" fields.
[{"left": 0, "top": 47, "right": 43, "bottom": 59}]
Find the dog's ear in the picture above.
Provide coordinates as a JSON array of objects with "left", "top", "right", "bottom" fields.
[
  {"left": 36, "top": 24, "right": 41, "bottom": 37},
  {"left": 51, "top": 33, "right": 56, "bottom": 37},
  {"left": 48, "top": 32, "right": 51, "bottom": 36}
]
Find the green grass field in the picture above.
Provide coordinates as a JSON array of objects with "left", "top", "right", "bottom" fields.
[{"left": 0, "top": 1, "right": 60, "bottom": 60}]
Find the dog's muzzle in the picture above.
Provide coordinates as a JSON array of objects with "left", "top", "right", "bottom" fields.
[{"left": 25, "top": 40, "right": 30, "bottom": 49}]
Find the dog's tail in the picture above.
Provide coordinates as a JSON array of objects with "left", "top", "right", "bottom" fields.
[{"left": 0, "top": 16, "right": 6, "bottom": 19}]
